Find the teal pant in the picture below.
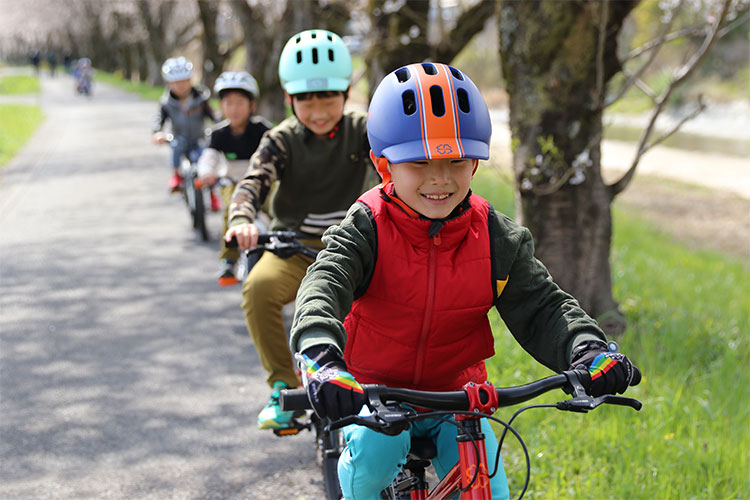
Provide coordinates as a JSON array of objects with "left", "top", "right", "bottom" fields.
[{"left": 337, "top": 407, "right": 510, "bottom": 500}]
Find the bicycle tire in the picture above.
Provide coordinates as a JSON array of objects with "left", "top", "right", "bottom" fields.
[
  {"left": 191, "top": 180, "right": 208, "bottom": 241},
  {"left": 315, "top": 417, "right": 344, "bottom": 500}
]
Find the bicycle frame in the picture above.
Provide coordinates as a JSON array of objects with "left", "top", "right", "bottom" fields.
[{"left": 388, "top": 382, "right": 499, "bottom": 500}]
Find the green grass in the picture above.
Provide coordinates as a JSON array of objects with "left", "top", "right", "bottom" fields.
[
  {"left": 0, "top": 74, "right": 40, "bottom": 94},
  {"left": 96, "top": 71, "right": 164, "bottom": 101},
  {"left": 471, "top": 169, "right": 749, "bottom": 499},
  {"left": 0, "top": 104, "right": 44, "bottom": 166}
]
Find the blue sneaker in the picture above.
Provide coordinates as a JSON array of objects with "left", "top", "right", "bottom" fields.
[{"left": 257, "top": 381, "right": 298, "bottom": 430}]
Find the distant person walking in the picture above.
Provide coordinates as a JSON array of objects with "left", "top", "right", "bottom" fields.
[
  {"left": 47, "top": 51, "right": 57, "bottom": 77},
  {"left": 30, "top": 50, "right": 41, "bottom": 76}
]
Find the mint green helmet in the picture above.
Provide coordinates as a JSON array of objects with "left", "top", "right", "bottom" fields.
[{"left": 278, "top": 29, "right": 352, "bottom": 95}]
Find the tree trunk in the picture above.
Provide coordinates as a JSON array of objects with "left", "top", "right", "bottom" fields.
[
  {"left": 499, "top": 0, "right": 638, "bottom": 334},
  {"left": 366, "top": 0, "right": 431, "bottom": 98},
  {"left": 232, "top": 0, "right": 318, "bottom": 123},
  {"left": 365, "top": 0, "right": 497, "bottom": 98},
  {"left": 197, "top": 0, "right": 224, "bottom": 89}
]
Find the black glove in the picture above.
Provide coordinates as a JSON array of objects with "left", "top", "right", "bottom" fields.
[
  {"left": 298, "top": 344, "right": 366, "bottom": 420},
  {"left": 569, "top": 340, "right": 634, "bottom": 397}
]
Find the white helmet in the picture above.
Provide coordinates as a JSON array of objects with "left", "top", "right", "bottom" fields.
[
  {"left": 213, "top": 71, "right": 260, "bottom": 99},
  {"left": 161, "top": 57, "right": 193, "bottom": 82}
]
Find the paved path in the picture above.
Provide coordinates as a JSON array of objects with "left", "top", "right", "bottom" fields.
[{"left": 1, "top": 70, "right": 322, "bottom": 499}]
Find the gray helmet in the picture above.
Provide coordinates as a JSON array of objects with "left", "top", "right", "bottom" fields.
[
  {"left": 161, "top": 57, "right": 193, "bottom": 82},
  {"left": 213, "top": 71, "right": 260, "bottom": 99}
]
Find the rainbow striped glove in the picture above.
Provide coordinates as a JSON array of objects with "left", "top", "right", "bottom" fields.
[
  {"left": 299, "top": 344, "right": 365, "bottom": 420},
  {"left": 569, "top": 340, "right": 634, "bottom": 396}
]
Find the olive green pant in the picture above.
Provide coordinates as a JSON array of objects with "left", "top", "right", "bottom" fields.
[
  {"left": 241, "top": 246, "right": 317, "bottom": 388},
  {"left": 218, "top": 183, "right": 239, "bottom": 263}
]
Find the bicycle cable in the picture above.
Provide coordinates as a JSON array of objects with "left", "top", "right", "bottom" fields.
[{"left": 401, "top": 410, "right": 530, "bottom": 496}]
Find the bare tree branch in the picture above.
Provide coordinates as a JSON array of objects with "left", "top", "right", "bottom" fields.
[
  {"left": 609, "top": 0, "right": 733, "bottom": 197},
  {"left": 647, "top": 96, "right": 706, "bottom": 149},
  {"left": 434, "top": 0, "right": 497, "bottom": 63},
  {"left": 594, "top": 0, "right": 609, "bottom": 108},
  {"left": 626, "top": 24, "right": 704, "bottom": 61},
  {"left": 626, "top": 11, "right": 749, "bottom": 62},
  {"left": 603, "top": 0, "right": 684, "bottom": 109}
]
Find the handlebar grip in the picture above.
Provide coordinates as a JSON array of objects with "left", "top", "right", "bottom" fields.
[
  {"left": 279, "top": 388, "right": 311, "bottom": 411},
  {"left": 226, "top": 236, "right": 238, "bottom": 248},
  {"left": 630, "top": 366, "right": 642, "bottom": 386}
]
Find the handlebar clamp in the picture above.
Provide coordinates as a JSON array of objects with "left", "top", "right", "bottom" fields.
[{"left": 462, "top": 381, "right": 499, "bottom": 416}]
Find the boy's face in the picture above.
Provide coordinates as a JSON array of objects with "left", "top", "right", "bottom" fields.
[
  {"left": 168, "top": 79, "right": 192, "bottom": 98},
  {"left": 388, "top": 158, "right": 477, "bottom": 219},
  {"left": 220, "top": 91, "right": 255, "bottom": 128},
  {"left": 291, "top": 93, "right": 346, "bottom": 137}
]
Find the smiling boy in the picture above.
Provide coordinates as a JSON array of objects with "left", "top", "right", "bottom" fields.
[
  {"left": 224, "top": 30, "right": 378, "bottom": 430},
  {"left": 290, "top": 62, "right": 637, "bottom": 500}
]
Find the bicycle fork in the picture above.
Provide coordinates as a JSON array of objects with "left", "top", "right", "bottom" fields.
[{"left": 425, "top": 415, "right": 491, "bottom": 500}]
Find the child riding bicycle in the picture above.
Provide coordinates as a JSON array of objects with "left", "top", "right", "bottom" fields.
[
  {"left": 290, "top": 63, "right": 638, "bottom": 500},
  {"left": 151, "top": 57, "right": 219, "bottom": 193},
  {"left": 196, "top": 71, "right": 271, "bottom": 286},
  {"left": 224, "top": 30, "right": 379, "bottom": 431}
]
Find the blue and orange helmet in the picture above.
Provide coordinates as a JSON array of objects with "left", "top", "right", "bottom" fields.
[{"left": 367, "top": 62, "right": 491, "bottom": 181}]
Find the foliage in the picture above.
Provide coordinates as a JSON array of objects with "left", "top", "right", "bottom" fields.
[
  {"left": 0, "top": 74, "right": 40, "bottom": 94},
  {"left": 471, "top": 169, "right": 749, "bottom": 499},
  {"left": 0, "top": 104, "right": 44, "bottom": 166}
]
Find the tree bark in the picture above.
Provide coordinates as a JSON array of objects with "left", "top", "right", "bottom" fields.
[
  {"left": 197, "top": 0, "right": 224, "bottom": 89},
  {"left": 499, "top": 0, "right": 638, "bottom": 334},
  {"left": 366, "top": 0, "right": 497, "bottom": 98}
]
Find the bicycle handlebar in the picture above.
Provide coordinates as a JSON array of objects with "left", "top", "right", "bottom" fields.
[
  {"left": 226, "top": 231, "right": 321, "bottom": 259},
  {"left": 280, "top": 368, "right": 641, "bottom": 434}
]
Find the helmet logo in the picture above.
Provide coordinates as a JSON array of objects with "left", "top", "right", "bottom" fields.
[
  {"left": 436, "top": 144, "right": 453, "bottom": 155},
  {"left": 306, "top": 77, "right": 328, "bottom": 90}
]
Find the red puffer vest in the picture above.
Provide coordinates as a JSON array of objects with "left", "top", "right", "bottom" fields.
[{"left": 343, "top": 185, "right": 495, "bottom": 391}]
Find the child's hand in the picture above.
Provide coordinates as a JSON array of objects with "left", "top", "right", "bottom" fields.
[
  {"left": 298, "top": 344, "right": 365, "bottom": 420},
  {"left": 151, "top": 131, "right": 167, "bottom": 145},
  {"left": 199, "top": 172, "right": 217, "bottom": 187},
  {"left": 225, "top": 223, "right": 258, "bottom": 250},
  {"left": 569, "top": 340, "right": 635, "bottom": 397}
]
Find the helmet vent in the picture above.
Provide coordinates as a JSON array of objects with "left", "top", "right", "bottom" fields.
[
  {"left": 296, "top": 51, "right": 302, "bottom": 64},
  {"left": 402, "top": 90, "right": 417, "bottom": 115},
  {"left": 312, "top": 48, "right": 319, "bottom": 64},
  {"left": 295, "top": 36, "right": 301, "bottom": 44},
  {"left": 328, "top": 49, "right": 334, "bottom": 61},
  {"left": 449, "top": 66, "right": 464, "bottom": 80},
  {"left": 311, "top": 32, "right": 317, "bottom": 39},
  {"left": 457, "top": 88, "right": 470, "bottom": 113},
  {"left": 429, "top": 85, "right": 445, "bottom": 117},
  {"left": 327, "top": 34, "right": 333, "bottom": 41},
  {"left": 395, "top": 68, "right": 411, "bottom": 82},
  {"left": 422, "top": 63, "right": 437, "bottom": 75}
]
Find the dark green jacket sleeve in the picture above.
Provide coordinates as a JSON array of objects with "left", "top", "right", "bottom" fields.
[
  {"left": 290, "top": 202, "right": 377, "bottom": 354},
  {"left": 490, "top": 210, "right": 605, "bottom": 372}
]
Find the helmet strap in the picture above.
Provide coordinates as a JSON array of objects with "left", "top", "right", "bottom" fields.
[{"left": 369, "top": 150, "right": 390, "bottom": 186}]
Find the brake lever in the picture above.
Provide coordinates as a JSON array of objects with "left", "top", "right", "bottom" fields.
[
  {"left": 326, "top": 404, "right": 415, "bottom": 435},
  {"left": 556, "top": 393, "right": 642, "bottom": 413},
  {"left": 327, "top": 387, "right": 417, "bottom": 435},
  {"left": 598, "top": 394, "right": 642, "bottom": 411}
]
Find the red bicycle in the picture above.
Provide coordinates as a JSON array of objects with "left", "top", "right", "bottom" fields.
[{"left": 281, "top": 365, "right": 641, "bottom": 499}]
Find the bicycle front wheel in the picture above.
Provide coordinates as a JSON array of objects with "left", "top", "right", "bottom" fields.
[
  {"left": 191, "top": 181, "right": 208, "bottom": 241},
  {"left": 314, "top": 416, "right": 344, "bottom": 500}
]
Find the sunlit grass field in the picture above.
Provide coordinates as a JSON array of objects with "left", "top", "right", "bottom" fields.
[
  {"left": 0, "top": 104, "right": 44, "bottom": 166},
  {"left": 471, "top": 169, "right": 749, "bottom": 499},
  {"left": 0, "top": 74, "right": 41, "bottom": 94}
]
